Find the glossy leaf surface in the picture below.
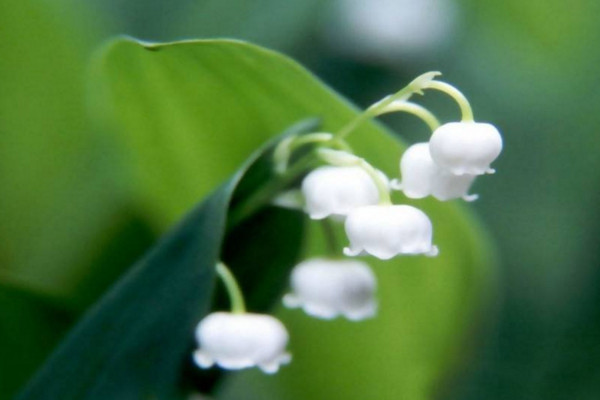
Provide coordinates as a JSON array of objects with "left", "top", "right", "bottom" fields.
[{"left": 19, "top": 38, "right": 496, "bottom": 400}]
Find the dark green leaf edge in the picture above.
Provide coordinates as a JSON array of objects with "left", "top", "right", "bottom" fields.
[{"left": 16, "top": 118, "right": 317, "bottom": 400}]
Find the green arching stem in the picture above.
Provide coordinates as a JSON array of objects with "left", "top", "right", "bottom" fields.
[
  {"left": 291, "top": 135, "right": 353, "bottom": 154},
  {"left": 423, "top": 80, "right": 474, "bottom": 122},
  {"left": 358, "top": 158, "right": 392, "bottom": 205},
  {"left": 228, "top": 153, "right": 318, "bottom": 229},
  {"left": 377, "top": 101, "right": 441, "bottom": 132},
  {"left": 216, "top": 262, "right": 246, "bottom": 314},
  {"left": 336, "top": 93, "right": 411, "bottom": 140},
  {"left": 273, "top": 133, "right": 353, "bottom": 175},
  {"left": 233, "top": 136, "right": 352, "bottom": 229},
  {"left": 320, "top": 219, "right": 339, "bottom": 257},
  {"left": 238, "top": 73, "right": 453, "bottom": 232},
  {"left": 291, "top": 133, "right": 333, "bottom": 148},
  {"left": 336, "top": 71, "right": 441, "bottom": 139}
]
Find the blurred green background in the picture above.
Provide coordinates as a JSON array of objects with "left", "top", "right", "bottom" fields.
[{"left": 2, "top": 0, "right": 600, "bottom": 399}]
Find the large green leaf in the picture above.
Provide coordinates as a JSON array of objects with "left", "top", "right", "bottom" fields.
[
  {"left": 16, "top": 120, "right": 311, "bottom": 400},
  {"left": 83, "top": 38, "right": 496, "bottom": 400},
  {"left": 0, "top": 2, "right": 139, "bottom": 398},
  {"left": 0, "top": 286, "right": 71, "bottom": 397},
  {"left": 0, "top": 0, "right": 120, "bottom": 299}
]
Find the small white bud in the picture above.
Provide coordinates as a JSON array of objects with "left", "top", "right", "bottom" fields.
[
  {"left": 283, "top": 258, "right": 377, "bottom": 321},
  {"left": 344, "top": 205, "right": 438, "bottom": 260},
  {"left": 429, "top": 122, "right": 503, "bottom": 175},
  {"left": 193, "top": 312, "right": 291, "bottom": 374},
  {"left": 301, "top": 166, "right": 385, "bottom": 220},
  {"left": 395, "top": 142, "right": 478, "bottom": 201}
]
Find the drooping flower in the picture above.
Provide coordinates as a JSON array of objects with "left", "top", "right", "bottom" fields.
[
  {"left": 393, "top": 142, "right": 478, "bottom": 201},
  {"left": 301, "top": 166, "right": 386, "bottom": 219},
  {"left": 344, "top": 205, "right": 438, "bottom": 260},
  {"left": 193, "top": 312, "right": 291, "bottom": 374},
  {"left": 428, "top": 122, "right": 503, "bottom": 175},
  {"left": 283, "top": 258, "right": 377, "bottom": 321}
]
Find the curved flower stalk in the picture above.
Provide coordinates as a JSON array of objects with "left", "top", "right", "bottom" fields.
[
  {"left": 344, "top": 205, "right": 439, "bottom": 260},
  {"left": 367, "top": 78, "right": 502, "bottom": 194},
  {"left": 378, "top": 100, "right": 441, "bottom": 132},
  {"left": 336, "top": 71, "right": 441, "bottom": 139},
  {"left": 419, "top": 79, "right": 503, "bottom": 175},
  {"left": 193, "top": 263, "right": 291, "bottom": 374},
  {"left": 273, "top": 132, "right": 352, "bottom": 175},
  {"left": 283, "top": 258, "right": 377, "bottom": 321}
]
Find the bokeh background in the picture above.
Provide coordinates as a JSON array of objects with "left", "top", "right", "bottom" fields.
[{"left": 2, "top": 0, "right": 600, "bottom": 399}]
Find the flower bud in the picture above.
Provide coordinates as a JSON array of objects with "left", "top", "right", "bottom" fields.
[
  {"left": 193, "top": 312, "right": 291, "bottom": 374},
  {"left": 283, "top": 258, "right": 377, "bottom": 321},
  {"left": 301, "top": 166, "right": 385, "bottom": 220},
  {"left": 344, "top": 205, "right": 438, "bottom": 260},
  {"left": 396, "top": 142, "right": 478, "bottom": 201},
  {"left": 429, "top": 122, "right": 502, "bottom": 175}
]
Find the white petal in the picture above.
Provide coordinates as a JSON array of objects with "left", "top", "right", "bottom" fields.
[
  {"left": 192, "top": 350, "right": 214, "bottom": 368},
  {"left": 303, "top": 303, "right": 339, "bottom": 320},
  {"left": 284, "top": 258, "right": 377, "bottom": 321},
  {"left": 463, "top": 193, "right": 479, "bottom": 202},
  {"left": 343, "top": 246, "right": 364, "bottom": 257},
  {"left": 430, "top": 169, "right": 477, "bottom": 201},
  {"left": 398, "top": 142, "right": 478, "bottom": 201},
  {"left": 344, "top": 300, "right": 377, "bottom": 321},
  {"left": 194, "top": 312, "right": 290, "bottom": 374},
  {"left": 259, "top": 362, "right": 280, "bottom": 374},
  {"left": 259, "top": 352, "right": 291, "bottom": 374},
  {"left": 301, "top": 166, "right": 384, "bottom": 219},
  {"left": 426, "top": 245, "right": 440, "bottom": 257},
  {"left": 282, "top": 293, "right": 301, "bottom": 309},
  {"left": 399, "top": 143, "right": 436, "bottom": 198},
  {"left": 344, "top": 205, "right": 437, "bottom": 259},
  {"left": 429, "top": 122, "right": 503, "bottom": 175}
]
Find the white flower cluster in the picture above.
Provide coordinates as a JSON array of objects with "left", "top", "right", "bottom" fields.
[
  {"left": 394, "top": 122, "right": 502, "bottom": 201},
  {"left": 192, "top": 73, "right": 502, "bottom": 376}
]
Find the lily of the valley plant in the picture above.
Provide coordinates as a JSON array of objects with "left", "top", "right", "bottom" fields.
[{"left": 193, "top": 72, "right": 503, "bottom": 374}]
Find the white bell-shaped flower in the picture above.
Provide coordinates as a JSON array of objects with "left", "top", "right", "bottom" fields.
[
  {"left": 283, "top": 258, "right": 377, "bottom": 321},
  {"left": 344, "top": 205, "right": 438, "bottom": 260},
  {"left": 193, "top": 312, "right": 291, "bottom": 374},
  {"left": 301, "top": 166, "right": 385, "bottom": 219},
  {"left": 429, "top": 122, "right": 502, "bottom": 175},
  {"left": 395, "top": 142, "right": 478, "bottom": 201}
]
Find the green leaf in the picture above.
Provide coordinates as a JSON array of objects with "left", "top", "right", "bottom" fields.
[
  {"left": 219, "top": 209, "right": 495, "bottom": 400},
  {"left": 0, "top": 2, "right": 139, "bottom": 398},
  {"left": 0, "top": 0, "right": 122, "bottom": 298},
  {"left": 78, "top": 38, "right": 494, "bottom": 399},
  {"left": 16, "top": 187, "right": 223, "bottom": 400},
  {"left": 0, "top": 286, "right": 72, "bottom": 398},
  {"left": 16, "top": 119, "right": 311, "bottom": 400}
]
